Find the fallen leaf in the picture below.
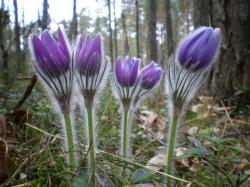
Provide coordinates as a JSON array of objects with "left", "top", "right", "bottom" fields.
[
  {"left": 187, "top": 127, "right": 199, "bottom": 136},
  {"left": 146, "top": 153, "right": 165, "bottom": 171},
  {"left": 176, "top": 147, "right": 189, "bottom": 167},
  {"left": 175, "top": 147, "right": 200, "bottom": 173},
  {"left": 137, "top": 108, "right": 166, "bottom": 140},
  {"left": 20, "top": 172, "right": 27, "bottom": 180},
  {"left": 233, "top": 158, "right": 248, "bottom": 172}
]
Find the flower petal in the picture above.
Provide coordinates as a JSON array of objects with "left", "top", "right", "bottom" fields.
[
  {"left": 178, "top": 27, "right": 207, "bottom": 65},
  {"left": 57, "top": 27, "right": 70, "bottom": 61},
  {"left": 30, "top": 35, "right": 60, "bottom": 77},
  {"left": 115, "top": 57, "right": 124, "bottom": 85},
  {"left": 41, "top": 30, "right": 69, "bottom": 73},
  {"left": 128, "top": 58, "right": 140, "bottom": 86}
]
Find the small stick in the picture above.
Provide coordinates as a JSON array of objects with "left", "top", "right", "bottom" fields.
[{"left": 13, "top": 75, "right": 37, "bottom": 110}]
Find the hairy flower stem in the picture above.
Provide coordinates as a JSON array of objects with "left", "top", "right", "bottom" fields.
[
  {"left": 122, "top": 108, "right": 130, "bottom": 158},
  {"left": 166, "top": 108, "right": 179, "bottom": 187},
  {"left": 86, "top": 106, "right": 96, "bottom": 185},
  {"left": 64, "top": 113, "right": 75, "bottom": 172}
]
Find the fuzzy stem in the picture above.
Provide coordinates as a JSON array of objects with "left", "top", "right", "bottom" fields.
[
  {"left": 87, "top": 107, "right": 96, "bottom": 185},
  {"left": 165, "top": 111, "right": 178, "bottom": 187},
  {"left": 121, "top": 108, "right": 130, "bottom": 158},
  {"left": 64, "top": 113, "right": 75, "bottom": 172}
]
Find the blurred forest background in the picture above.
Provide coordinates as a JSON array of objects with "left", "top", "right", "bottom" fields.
[
  {"left": 0, "top": 0, "right": 250, "bottom": 103},
  {"left": 0, "top": 0, "right": 250, "bottom": 105},
  {"left": 0, "top": 0, "right": 250, "bottom": 186}
]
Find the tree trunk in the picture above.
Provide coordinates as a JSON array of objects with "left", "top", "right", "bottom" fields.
[
  {"left": 147, "top": 0, "right": 157, "bottom": 62},
  {"left": 42, "top": 0, "right": 49, "bottom": 30},
  {"left": 121, "top": 1, "right": 129, "bottom": 56},
  {"left": 107, "top": 0, "right": 113, "bottom": 64},
  {"left": 13, "top": 0, "right": 20, "bottom": 54},
  {"left": 210, "top": 0, "right": 250, "bottom": 103},
  {"left": 165, "top": 0, "right": 174, "bottom": 58},
  {"left": 1, "top": 0, "right": 4, "bottom": 8},
  {"left": 69, "top": 0, "right": 77, "bottom": 40},
  {"left": 95, "top": 10, "right": 100, "bottom": 33},
  {"left": 184, "top": 0, "right": 189, "bottom": 33},
  {"left": 135, "top": 0, "right": 140, "bottom": 58},
  {"left": 192, "top": 0, "right": 210, "bottom": 27},
  {"left": 0, "top": 8, "right": 10, "bottom": 84},
  {"left": 113, "top": 0, "right": 118, "bottom": 59}
]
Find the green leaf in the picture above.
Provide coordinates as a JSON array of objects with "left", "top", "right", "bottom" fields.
[
  {"left": 130, "top": 168, "right": 152, "bottom": 184},
  {"left": 227, "top": 145, "right": 245, "bottom": 153},
  {"left": 176, "top": 148, "right": 200, "bottom": 159},
  {"left": 225, "top": 157, "right": 241, "bottom": 164}
]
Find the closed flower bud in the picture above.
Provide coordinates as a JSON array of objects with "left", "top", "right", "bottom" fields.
[
  {"left": 29, "top": 27, "right": 73, "bottom": 103},
  {"left": 75, "top": 34, "right": 110, "bottom": 108},
  {"left": 115, "top": 56, "right": 140, "bottom": 87},
  {"left": 75, "top": 34, "right": 102, "bottom": 75},
  {"left": 177, "top": 27, "right": 221, "bottom": 71},
  {"left": 30, "top": 28, "right": 70, "bottom": 77},
  {"left": 140, "top": 62, "right": 163, "bottom": 90}
]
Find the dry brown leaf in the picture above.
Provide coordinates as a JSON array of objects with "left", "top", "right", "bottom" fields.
[
  {"left": 176, "top": 147, "right": 189, "bottom": 167},
  {"left": 146, "top": 152, "right": 165, "bottom": 171},
  {"left": 20, "top": 172, "right": 27, "bottom": 180},
  {"left": 233, "top": 158, "right": 249, "bottom": 172},
  {"left": 198, "top": 96, "right": 213, "bottom": 102},
  {"left": 187, "top": 127, "right": 199, "bottom": 136},
  {"left": 191, "top": 103, "right": 204, "bottom": 113},
  {"left": 212, "top": 127, "right": 221, "bottom": 136},
  {"left": 137, "top": 108, "right": 166, "bottom": 140},
  {"left": 176, "top": 147, "right": 200, "bottom": 173}
]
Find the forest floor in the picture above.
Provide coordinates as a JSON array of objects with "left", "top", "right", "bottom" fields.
[{"left": 0, "top": 78, "right": 250, "bottom": 187}]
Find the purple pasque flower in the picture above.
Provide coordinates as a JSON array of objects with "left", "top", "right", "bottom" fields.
[
  {"left": 177, "top": 27, "right": 221, "bottom": 71},
  {"left": 115, "top": 56, "right": 140, "bottom": 87},
  {"left": 166, "top": 26, "right": 221, "bottom": 107},
  {"left": 30, "top": 28, "right": 70, "bottom": 78},
  {"left": 75, "top": 34, "right": 110, "bottom": 107},
  {"left": 112, "top": 56, "right": 141, "bottom": 108},
  {"left": 140, "top": 61, "right": 163, "bottom": 90},
  {"left": 75, "top": 34, "right": 102, "bottom": 75},
  {"left": 30, "top": 27, "right": 73, "bottom": 104}
]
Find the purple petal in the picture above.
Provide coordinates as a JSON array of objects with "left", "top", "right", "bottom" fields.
[
  {"left": 76, "top": 34, "right": 102, "bottom": 75},
  {"left": 31, "top": 35, "right": 61, "bottom": 77},
  {"left": 177, "top": 27, "right": 221, "bottom": 71},
  {"left": 79, "top": 34, "right": 92, "bottom": 58},
  {"left": 115, "top": 57, "right": 124, "bottom": 85},
  {"left": 141, "top": 63, "right": 163, "bottom": 89},
  {"left": 57, "top": 27, "right": 70, "bottom": 61},
  {"left": 123, "top": 56, "right": 132, "bottom": 75},
  {"left": 75, "top": 36, "right": 83, "bottom": 64},
  {"left": 128, "top": 58, "right": 140, "bottom": 86},
  {"left": 186, "top": 28, "right": 213, "bottom": 63},
  {"left": 76, "top": 36, "right": 89, "bottom": 72},
  {"left": 195, "top": 28, "right": 221, "bottom": 70},
  {"left": 41, "top": 30, "right": 69, "bottom": 73},
  {"left": 178, "top": 27, "right": 207, "bottom": 65},
  {"left": 86, "top": 53, "right": 100, "bottom": 75},
  {"left": 86, "top": 34, "right": 101, "bottom": 58},
  {"left": 141, "top": 62, "right": 156, "bottom": 77}
]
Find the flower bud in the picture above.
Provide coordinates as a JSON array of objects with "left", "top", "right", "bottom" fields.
[{"left": 177, "top": 27, "right": 221, "bottom": 71}]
